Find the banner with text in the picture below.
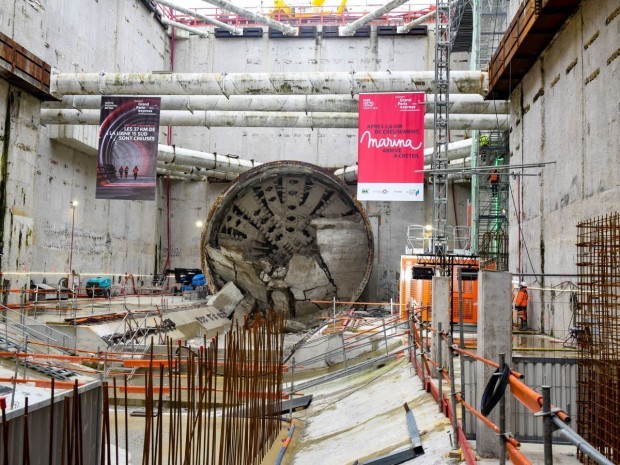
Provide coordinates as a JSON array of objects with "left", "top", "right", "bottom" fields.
[
  {"left": 96, "top": 96, "right": 160, "bottom": 201},
  {"left": 357, "top": 92, "right": 425, "bottom": 201}
]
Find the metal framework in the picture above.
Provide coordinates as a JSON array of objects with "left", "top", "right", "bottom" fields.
[
  {"left": 576, "top": 213, "right": 620, "bottom": 464},
  {"left": 431, "top": 0, "right": 451, "bottom": 255}
]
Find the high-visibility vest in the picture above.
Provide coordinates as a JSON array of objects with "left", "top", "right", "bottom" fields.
[{"left": 515, "top": 288, "right": 528, "bottom": 307}]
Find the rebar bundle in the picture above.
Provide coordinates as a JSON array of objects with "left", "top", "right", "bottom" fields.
[
  {"left": 576, "top": 213, "right": 620, "bottom": 463},
  {"left": 1, "top": 311, "right": 286, "bottom": 465},
  {"left": 116, "top": 311, "right": 285, "bottom": 465}
]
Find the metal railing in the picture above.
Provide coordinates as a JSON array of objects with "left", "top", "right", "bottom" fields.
[{"left": 0, "top": 304, "right": 76, "bottom": 353}]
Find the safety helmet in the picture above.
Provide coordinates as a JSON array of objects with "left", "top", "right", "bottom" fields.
[{"left": 520, "top": 282, "right": 527, "bottom": 287}]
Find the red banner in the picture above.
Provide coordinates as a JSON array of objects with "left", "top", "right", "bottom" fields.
[{"left": 357, "top": 92, "right": 425, "bottom": 201}]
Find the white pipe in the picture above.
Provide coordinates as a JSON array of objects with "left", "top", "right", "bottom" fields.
[
  {"left": 49, "top": 71, "right": 488, "bottom": 97},
  {"left": 334, "top": 138, "right": 474, "bottom": 182},
  {"left": 41, "top": 109, "right": 507, "bottom": 130},
  {"left": 197, "top": 0, "right": 297, "bottom": 36},
  {"left": 152, "top": 0, "right": 241, "bottom": 34},
  {"left": 158, "top": 159, "right": 241, "bottom": 180},
  {"left": 157, "top": 144, "right": 259, "bottom": 174},
  {"left": 43, "top": 94, "right": 508, "bottom": 114},
  {"left": 340, "top": 0, "right": 411, "bottom": 36},
  {"left": 157, "top": 167, "right": 205, "bottom": 180},
  {"left": 397, "top": 0, "right": 459, "bottom": 33},
  {"left": 160, "top": 17, "right": 209, "bottom": 37}
]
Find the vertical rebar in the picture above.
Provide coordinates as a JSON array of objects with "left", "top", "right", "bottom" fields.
[
  {"left": 499, "top": 353, "right": 506, "bottom": 465},
  {"left": 48, "top": 379, "right": 54, "bottom": 465},
  {"left": 457, "top": 266, "right": 466, "bottom": 436},
  {"left": 382, "top": 317, "right": 389, "bottom": 355},
  {"left": 542, "top": 385, "right": 553, "bottom": 465},
  {"left": 438, "top": 322, "right": 443, "bottom": 412},
  {"left": 448, "top": 335, "right": 459, "bottom": 449}
]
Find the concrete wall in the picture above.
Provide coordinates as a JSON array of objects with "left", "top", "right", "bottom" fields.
[
  {"left": 168, "top": 28, "right": 472, "bottom": 301},
  {"left": 0, "top": 1, "right": 169, "bottom": 298},
  {"left": 508, "top": 0, "right": 620, "bottom": 336},
  {"left": 0, "top": 5, "right": 474, "bottom": 304}
]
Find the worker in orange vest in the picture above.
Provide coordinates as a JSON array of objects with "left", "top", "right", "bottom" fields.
[
  {"left": 489, "top": 168, "right": 499, "bottom": 196},
  {"left": 515, "top": 282, "right": 529, "bottom": 330}
]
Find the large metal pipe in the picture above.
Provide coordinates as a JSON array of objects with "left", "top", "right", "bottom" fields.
[
  {"left": 152, "top": 0, "right": 241, "bottom": 34},
  {"left": 160, "top": 17, "right": 209, "bottom": 37},
  {"left": 197, "top": 0, "right": 297, "bottom": 35},
  {"left": 43, "top": 94, "right": 508, "bottom": 114},
  {"left": 50, "top": 71, "right": 488, "bottom": 97},
  {"left": 157, "top": 163, "right": 239, "bottom": 181},
  {"left": 157, "top": 144, "right": 259, "bottom": 173},
  {"left": 398, "top": 0, "right": 459, "bottom": 33},
  {"left": 334, "top": 138, "right": 474, "bottom": 182},
  {"left": 340, "top": 0, "right": 411, "bottom": 36},
  {"left": 41, "top": 109, "right": 507, "bottom": 129}
]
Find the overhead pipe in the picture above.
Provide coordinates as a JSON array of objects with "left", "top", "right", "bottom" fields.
[
  {"left": 157, "top": 160, "right": 240, "bottom": 181},
  {"left": 197, "top": 0, "right": 297, "bottom": 36},
  {"left": 157, "top": 144, "right": 258, "bottom": 174},
  {"left": 43, "top": 94, "right": 508, "bottom": 114},
  {"left": 339, "top": 0, "right": 411, "bottom": 36},
  {"left": 334, "top": 138, "right": 474, "bottom": 182},
  {"left": 398, "top": 0, "right": 459, "bottom": 33},
  {"left": 49, "top": 70, "right": 488, "bottom": 97},
  {"left": 41, "top": 109, "right": 507, "bottom": 130},
  {"left": 151, "top": 0, "right": 241, "bottom": 34},
  {"left": 156, "top": 167, "right": 204, "bottom": 181},
  {"left": 160, "top": 17, "right": 209, "bottom": 37}
]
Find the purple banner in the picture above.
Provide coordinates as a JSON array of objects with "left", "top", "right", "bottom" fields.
[{"left": 96, "top": 97, "right": 160, "bottom": 201}]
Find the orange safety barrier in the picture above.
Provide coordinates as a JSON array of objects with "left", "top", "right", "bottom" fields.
[
  {"left": 118, "top": 384, "right": 285, "bottom": 399},
  {"left": 0, "top": 377, "right": 80, "bottom": 390},
  {"left": 0, "top": 351, "right": 287, "bottom": 372},
  {"left": 451, "top": 345, "right": 525, "bottom": 379},
  {"left": 509, "top": 376, "right": 570, "bottom": 423}
]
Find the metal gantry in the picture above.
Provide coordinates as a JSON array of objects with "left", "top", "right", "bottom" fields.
[{"left": 431, "top": 0, "right": 451, "bottom": 255}]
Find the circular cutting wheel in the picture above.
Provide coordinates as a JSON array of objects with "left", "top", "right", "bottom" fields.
[{"left": 202, "top": 161, "right": 374, "bottom": 319}]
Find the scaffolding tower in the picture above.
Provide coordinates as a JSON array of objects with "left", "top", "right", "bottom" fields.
[
  {"left": 471, "top": 0, "right": 509, "bottom": 268},
  {"left": 431, "top": 0, "right": 452, "bottom": 256},
  {"left": 477, "top": 131, "right": 509, "bottom": 269}
]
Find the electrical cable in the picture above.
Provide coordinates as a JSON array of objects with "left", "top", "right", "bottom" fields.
[{"left": 508, "top": 181, "right": 541, "bottom": 284}]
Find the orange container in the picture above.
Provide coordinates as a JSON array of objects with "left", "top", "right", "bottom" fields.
[{"left": 400, "top": 255, "right": 479, "bottom": 324}]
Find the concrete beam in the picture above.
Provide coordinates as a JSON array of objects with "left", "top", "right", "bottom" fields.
[
  {"left": 50, "top": 71, "right": 489, "bottom": 97},
  {"left": 41, "top": 110, "right": 507, "bottom": 130},
  {"left": 430, "top": 276, "right": 450, "bottom": 370},
  {"left": 476, "top": 271, "right": 513, "bottom": 457}
]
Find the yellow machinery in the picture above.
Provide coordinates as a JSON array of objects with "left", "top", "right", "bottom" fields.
[
  {"left": 272, "top": 0, "right": 348, "bottom": 16},
  {"left": 399, "top": 255, "right": 479, "bottom": 324}
]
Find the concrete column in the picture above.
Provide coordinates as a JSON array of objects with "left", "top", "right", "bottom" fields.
[
  {"left": 476, "top": 271, "right": 513, "bottom": 457},
  {"left": 431, "top": 276, "right": 450, "bottom": 375}
]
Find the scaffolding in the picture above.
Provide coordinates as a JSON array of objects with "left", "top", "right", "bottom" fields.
[
  {"left": 476, "top": 130, "right": 509, "bottom": 270},
  {"left": 431, "top": 0, "right": 451, "bottom": 256},
  {"left": 576, "top": 213, "right": 620, "bottom": 464}
]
